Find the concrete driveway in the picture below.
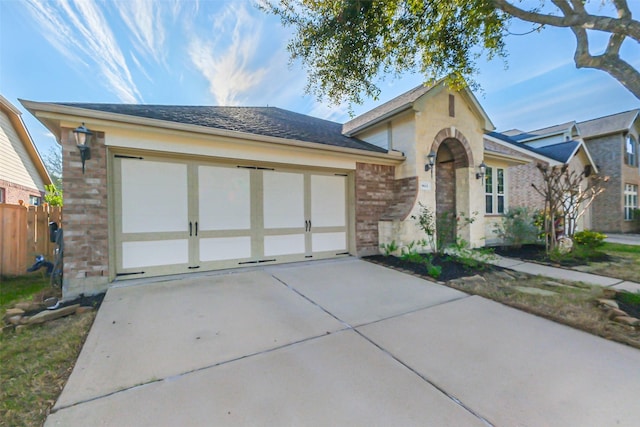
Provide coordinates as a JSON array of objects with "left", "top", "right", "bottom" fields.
[{"left": 47, "top": 258, "right": 640, "bottom": 426}]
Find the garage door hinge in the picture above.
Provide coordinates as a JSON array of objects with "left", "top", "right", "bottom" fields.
[
  {"left": 258, "top": 258, "right": 276, "bottom": 263},
  {"left": 116, "top": 271, "right": 145, "bottom": 276},
  {"left": 336, "top": 252, "right": 349, "bottom": 255},
  {"left": 114, "top": 154, "right": 144, "bottom": 160},
  {"left": 236, "top": 165, "right": 275, "bottom": 171},
  {"left": 334, "top": 173, "right": 348, "bottom": 176},
  {"left": 188, "top": 266, "right": 200, "bottom": 269}
]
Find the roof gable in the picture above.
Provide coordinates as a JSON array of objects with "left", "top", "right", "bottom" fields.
[
  {"left": 343, "top": 80, "right": 495, "bottom": 136},
  {"left": 577, "top": 109, "right": 640, "bottom": 138}
]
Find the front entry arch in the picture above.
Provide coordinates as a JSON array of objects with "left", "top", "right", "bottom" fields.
[{"left": 431, "top": 128, "right": 474, "bottom": 245}]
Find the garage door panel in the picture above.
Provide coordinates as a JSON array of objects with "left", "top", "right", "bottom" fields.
[
  {"left": 199, "top": 237, "right": 252, "bottom": 262},
  {"left": 121, "top": 160, "right": 188, "bottom": 233},
  {"left": 263, "top": 171, "right": 304, "bottom": 229},
  {"left": 311, "top": 175, "right": 346, "bottom": 227},
  {"left": 264, "top": 234, "right": 306, "bottom": 256},
  {"left": 122, "top": 239, "right": 189, "bottom": 269},
  {"left": 198, "top": 166, "right": 251, "bottom": 231},
  {"left": 312, "top": 232, "right": 347, "bottom": 253}
]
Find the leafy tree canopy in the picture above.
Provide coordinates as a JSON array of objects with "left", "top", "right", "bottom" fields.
[{"left": 264, "top": 0, "right": 640, "bottom": 106}]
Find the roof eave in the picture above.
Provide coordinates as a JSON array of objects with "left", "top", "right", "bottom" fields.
[
  {"left": 484, "top": 133, "right": 562, "bottom": 166},
  {"left": 21, "top": 100, "right": 405, "bottom": 164}
]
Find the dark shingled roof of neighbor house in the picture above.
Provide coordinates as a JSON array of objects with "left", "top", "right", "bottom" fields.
[
  {"left": 577, "top": 109, "right": 640, "bottom": 138},
  {"left": 506, "top": 121, "right": 577, "bottom": 142},
  {"left": 486, "top": 131, "right": 581, "bottom": 164},
  {"left": 534, "top": 140, "right": 581, "bottom": 163},
  {"left": 54, "top": 103, "right": 388, "bottom": 153}
]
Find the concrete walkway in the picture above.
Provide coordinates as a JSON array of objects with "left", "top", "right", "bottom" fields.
[
  {"left": 491, "top": 255, "right": 640, "bottom": 293},
  {"left": 46, "top": 258, "right": 640, "bottom": 426},
  {"left": 606, "top": 233, "right": 640, "bottom": 246}
]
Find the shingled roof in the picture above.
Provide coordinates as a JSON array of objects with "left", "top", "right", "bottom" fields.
[
  {"left": 506, "top": 121, "right": 577, "bottom": 142},
  {"left": 577, "top": 109, "right": 640, "bottom": 138},
  {"left": 53, "top": 103, "right": 388, "bottom": 153}
]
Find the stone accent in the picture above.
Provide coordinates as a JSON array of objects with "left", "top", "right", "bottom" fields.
[
  {"left": 27, "top": 304, "right": 79, "bottom": 324},
  {"left": 431, "top": 128, "right": 474, "bottom": 168},
  {"left": 60, "top": 127, "right": 109, "bottom": 298}
]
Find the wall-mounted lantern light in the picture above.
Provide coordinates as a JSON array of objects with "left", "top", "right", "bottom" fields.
[
  {"left": 424, "top": 151, "right": 436, "bottom": 177},
  {"left": 73, "top": 123, "right": 93, "bottom": 174},
  {"left": 476, "top": 161, "right": 487, "bottom": 180}
]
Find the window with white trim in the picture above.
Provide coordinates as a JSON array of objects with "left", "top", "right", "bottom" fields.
[
  {"left": 625, "top": 134, "right": 637, "bottom": 167},
  {"left": 485, "top": 166, "right": 505, "bottom": 214},
  {"left": 29, "top": 195, "right": 40, "bottom": 206},
  {"left": 624, "top": 184, "right": 638, "bottom": 220}
]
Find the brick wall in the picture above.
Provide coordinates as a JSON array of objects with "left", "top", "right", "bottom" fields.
[
  {"left": 484, "top": 140, "right": 546, "bottom": 210},
  {"left": 0, "top": 178, "right": 43, "bottom": 205},
  {"left": 585, "top": 135, "right": 623, "bottom": 232},
  {"left": 381, "top": 176, "right": 419, "bottom": 221},
  {"left": 61, "top": 127, "right": 109, "bottom": 297},
  {"left": 354, "top": 163, "right": 395, "bottom": 255}
]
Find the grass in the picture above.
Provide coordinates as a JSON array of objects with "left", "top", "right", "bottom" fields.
[
  {"left": 0, "top": 274, "right": 50, "bottom": 311},
  {"left": 571, "top": 242, "right": 640, "bottom": 282},
  {"left": 0, "top": 276, "right": 96, "bottom": 427}
]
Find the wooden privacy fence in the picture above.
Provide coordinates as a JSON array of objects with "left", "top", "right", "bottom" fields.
[{"left": 0, "top": 204, "right": 62, "bottom": 276}]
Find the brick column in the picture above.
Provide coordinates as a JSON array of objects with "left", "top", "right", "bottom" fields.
[{"left": 61, "top": 127, "right": 109, "bottom": 297}]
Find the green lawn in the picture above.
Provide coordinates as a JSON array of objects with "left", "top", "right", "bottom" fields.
[
  {"left": 575, "top": 242, "right": 640, "bottom": 283},
  {"left": 1, "top": 275, "right": 95, "bottom": 427}
]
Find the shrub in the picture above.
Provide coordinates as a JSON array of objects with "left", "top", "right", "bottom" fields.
[
  {"left": 379, "top": 240, "right": 399, "bottom": 256},
  {"left": 573, "top": 230, "right": 607, "bottom": 251},
  {"left": 493, "top": 207, "right": 539, "bottom": 249}
]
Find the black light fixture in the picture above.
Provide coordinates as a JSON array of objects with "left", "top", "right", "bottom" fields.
[
  {"left": 476, "top": 161, "right": 487, "bottom": 180},
  {"left": 73, "top": 123, "right": 93, "bottom": 174},
  {"left": 424, "top": 151, "right": 436, "bottom": 177}
]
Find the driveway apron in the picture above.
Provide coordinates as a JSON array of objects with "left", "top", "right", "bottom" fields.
[{"left": 47, "top": 258, "right": 640, "bottom": 426}]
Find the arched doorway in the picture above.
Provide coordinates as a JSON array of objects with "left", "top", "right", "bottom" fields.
[{"left": 431, "top": 129, "right": 473, "bottom": 246}]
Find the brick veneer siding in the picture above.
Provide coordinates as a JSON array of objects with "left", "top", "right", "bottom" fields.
[
  {"left": 61, "top": 127, "right": 109, "bottom": 297},
  {"left": 355, "top": 163, "right": 395, "bottom": 255},
  {"left": 484, "top": 140, "right": 546, "bottom": 210},
  {"left": 585, "top": 135, "right": 623, "bottom": 232},
  {"left": 0, "top": 178, "right": 43, "bottom": 205},
  {"left": 380, "top": 176, "right": 419, "bottom": 221}
]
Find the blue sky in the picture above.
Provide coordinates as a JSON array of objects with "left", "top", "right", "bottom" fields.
[{"left": 1, "top": 0, "right": 639, "bottom": 158}]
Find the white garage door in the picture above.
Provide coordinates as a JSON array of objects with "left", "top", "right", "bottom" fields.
[{"left": 113, "top": 155, "right": 350, "bottom": 279}]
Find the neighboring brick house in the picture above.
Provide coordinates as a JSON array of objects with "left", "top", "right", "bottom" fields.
[
  {"left": 578, "top": 110, "right": 640, "bottom": 233},
  {"left": 0, "top": 95, "right": 51, "bottom": 205},
  {"left": 483, "top": 131, "right": 597, "bottom": 244}
]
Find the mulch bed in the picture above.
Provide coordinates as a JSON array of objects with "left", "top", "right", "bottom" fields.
[
  {"left": 364, "top": 254, "right": 499, "bottom": 282},
  {"left": 493, "top": 243, "right": 612, "bottom": 266}
]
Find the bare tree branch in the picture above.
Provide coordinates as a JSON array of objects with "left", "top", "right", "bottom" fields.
[{"left": 492, "top": 0, "right": 640, "bottom": 42}]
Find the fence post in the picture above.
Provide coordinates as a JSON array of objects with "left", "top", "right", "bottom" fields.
[{"left": 0, "top": 204, "right": 28, "bottom": 276}]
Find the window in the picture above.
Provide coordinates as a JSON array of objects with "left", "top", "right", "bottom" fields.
[
  {"left": 625, "top": 134, "right": 637, "bottom": 167},
  {"left": 29, "top": 195, "right": 40, "bottom": 206},
  {"left": 0, "top": 188, "right": 4, "bottom": 203},
  {"left": 485, "top": 166, "right": 505, "bottom": 214},
  {"left": 624, "top": 184, "right": 638, "bottom": 220}
]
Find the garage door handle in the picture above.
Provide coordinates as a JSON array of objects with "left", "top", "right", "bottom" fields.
[
  {"left": 189, "top": 221, "right": 192, "bottom": 236},
  {"left": 308, "top": 220, "right": 312, "bottom": 231},
  {"left": 195, "top": 222, "right": 198, "bottom": 236}
]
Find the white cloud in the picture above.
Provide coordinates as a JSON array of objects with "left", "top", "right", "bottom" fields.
[
  {"left": 111, "top": 0, "right": 165, "bottom": 64},
  {"left": 23, "top": 0, "right": 141, "bottom": 103},
  {"left": 188, "top": 2, "right": 268, "bottom": 105}
]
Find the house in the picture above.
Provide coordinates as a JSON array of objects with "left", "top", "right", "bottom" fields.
[
  {"left": 0, "top": 95, "right": 51, "bottom": 205},
  {"left": 483, "top": 129, "right": 598, "bottom": 243},
  {"left": 578, "top": 110, "right": 640, "bottom": 233},
  {"left": 21, "top": 82, "right": 597, "bottom": 298}
]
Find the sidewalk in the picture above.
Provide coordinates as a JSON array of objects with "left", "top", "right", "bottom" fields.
[{"left": 491, "top": 255, "right": 640, "bottom": 293}]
